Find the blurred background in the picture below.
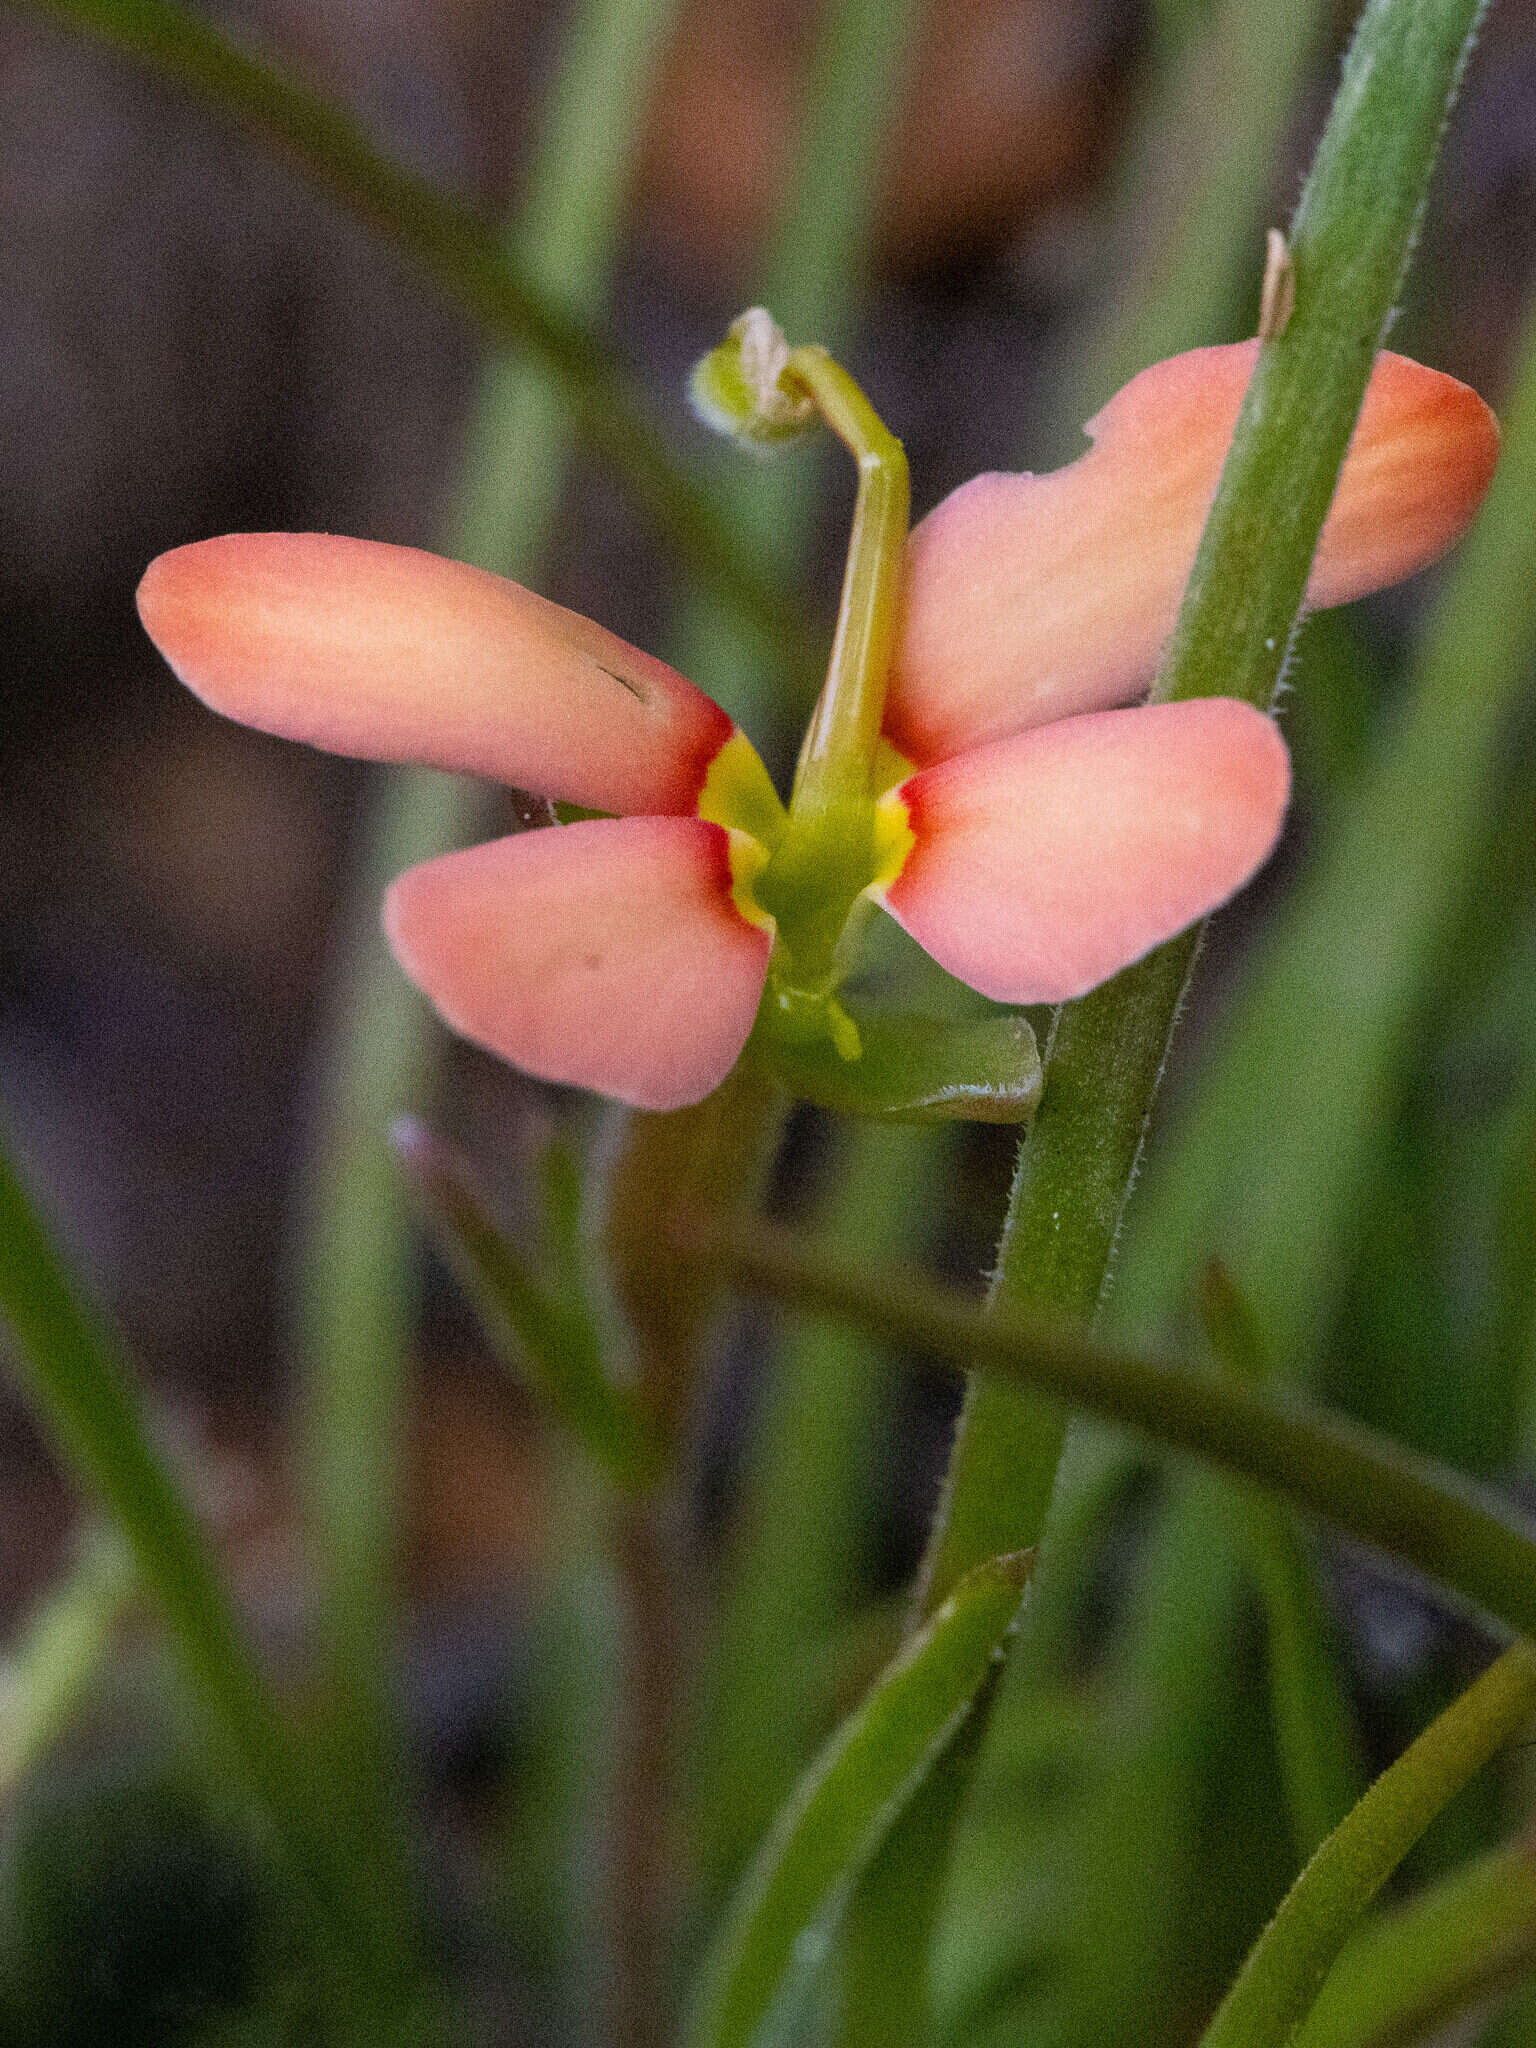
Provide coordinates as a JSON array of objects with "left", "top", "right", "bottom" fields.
[{"left": 3, "top": 0, "right": 1536, "bottom": 2042}]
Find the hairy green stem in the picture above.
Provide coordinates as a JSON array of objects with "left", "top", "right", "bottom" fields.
[{"left": 723, "top": 1217, "right": 1536, "bottom": 1647}]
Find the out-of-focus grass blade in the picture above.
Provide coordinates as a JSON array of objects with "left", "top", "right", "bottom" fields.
[
  {"left": 394, "top": 1118, "right": 659, "bottom": 1491},
  {"left": 1199, "top": 1643, "right": 1536, "bottom": 2048},
  {"left": 1057, "top": 0, "right": 1332, "bottom": 442},
  {"left": 683, "top": 1553, "right": 1030, "bottom": 2048},
  {"left": 1116, "top": 285, "right": 1536, "bottom": 1364},
  {"left": 1294, "top": 1838, "right": 1536, "bottom": 2048},
  {"left": 0, "top": 1532, "right": 134, "bottom": 1795},
  {"left": 293, "top": 0, "right": 683, "bottom": 1883},
  {"left": 0, "top": 1144, "right": 407, "bottom": 2009},
  {"left": 938, "top": 1475, "right": 1254, "bottom": 2048},
  {"left": 1238, "top": 1508, "right": 1364, "bottom": 1863},
  {"left": 694, "top": 1123, "right": 942, "bottom": 1902},
  {"left": 494, "top": 1468, "right": 628, "bottom": 2044},
  {"left": 1199, "top": 1263, "right": 1363, "bottom": 1862}
]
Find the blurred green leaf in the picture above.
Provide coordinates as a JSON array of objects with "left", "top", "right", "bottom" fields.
[
  {"left": 938, "top": 1476, "right": 1257, "bottom": 2048},
  {"left": 0, "top": 1143, "right": 411, "bottom": 2015},
  {"left": 1057, "top": 0, "right": 1332, "bottom": 442},
  {"left": 683, "top": 1553, "right": 1030, "bottom": 2048},
  {"left": 1200, "top": 1643, "right": 1536, "bottom": 2048},
  {"left": 695, "top": 1123, "right": 939, "bottom": 1902},
  {"left": 0, "top": 1533, "right": 134, "bottom": 1796},
  {"left": 1199, "top": 1264, "right": 1364, "bottom": 1862}
]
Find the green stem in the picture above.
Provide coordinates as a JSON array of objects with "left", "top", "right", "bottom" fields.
[
  {"left": 784, "top": 349, "right": 909, "bottom": 825},
  {"left": 11, "top": 0, "right": 812, "bottom": 670},
  {"left": 722, "top": 1217, "right": 1536, "bottom": 1647},
  {"left": 753, "top": 347, "right": 909, "bottom": 1006},
  {"left": 1200, "top": 1644, "right": 1536, "bottom": 2048}
]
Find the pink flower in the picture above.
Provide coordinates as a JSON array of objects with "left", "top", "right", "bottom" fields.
[{"left": 136, "top": 341, "right": 1496, "bottom": 1112}]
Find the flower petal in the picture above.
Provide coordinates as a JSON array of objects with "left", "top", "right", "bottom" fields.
[
  {"left": 383, "top": 816, "right": 771, "bottom": 1110},
  {"left": 886, "top": 343, "right": 1498, "bottom": 766},
  {"left": 137, "top": 533, "right": 735, "bottom": 816},
  {"left": 877, "top": 698, "right": 1290, "bottom": 1004}
]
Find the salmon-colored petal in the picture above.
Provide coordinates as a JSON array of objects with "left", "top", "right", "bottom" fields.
[
  {"left": 137, "top": 533, "right": 734, "bottom": 816},
  {"left": 383, "top": 816, "right": 771, "bottom": 1110},
  {"left": 886, "top": 344, "right": 1498, "bottom": 766},
  {"left": 878, "top": 698, "right": 1290, "bottom": 1003}
]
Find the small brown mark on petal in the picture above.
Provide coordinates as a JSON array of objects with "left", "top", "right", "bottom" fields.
[{"left": 592, "top": 661, "right": 649, "bottom": 705}]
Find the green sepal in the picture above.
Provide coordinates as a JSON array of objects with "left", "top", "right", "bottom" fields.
[{"left": 747, "top": 1001, "right": 1042, "bottom": 1125}]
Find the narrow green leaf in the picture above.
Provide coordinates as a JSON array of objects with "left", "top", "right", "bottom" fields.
[
  {"left": 683, "top": 1553, "right": 1030, "bottom": 2048},
  {"left": 749, "top": 1005, "right": 1041, "bottom": 1125},
  {"left": 1241, "top": 1507, "right": 1365, "bottom": 1864},
  {"left": 721, "top": 1217, "right": 1536, "bottom": 1646},
  {"left": 394, "top": 1118, "right": 659, "bottom": 1491},
  {"left": 13, "top": 0, "right": 810, "bottom": 668},
  {"left": 1295, "top": 1838, "right": 1536, "bottom": 2048},
  {"left": 0, "top": 1533, "right": 134, "bottom": 1794},
  {"left": 1199, "top": 1643, "right": 1536, "bottom": 2048}
]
